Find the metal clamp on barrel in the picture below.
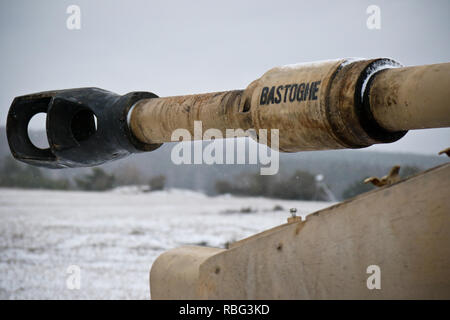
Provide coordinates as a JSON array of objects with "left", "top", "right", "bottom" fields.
[{"left": 7, "top": 88, "right": 161, "bottom": 168}]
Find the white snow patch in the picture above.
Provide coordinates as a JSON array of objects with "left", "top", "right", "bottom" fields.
[{"left": 0, "top": 188, "right": 332, "bottom": 299}]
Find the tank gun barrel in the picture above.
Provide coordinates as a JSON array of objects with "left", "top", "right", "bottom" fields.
[{"left": 6, "top": 58, "right": 450, "bottom": 168}]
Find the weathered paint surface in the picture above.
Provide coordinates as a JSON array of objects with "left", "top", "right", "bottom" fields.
[
  {"left": 132, "top": 59, "right": 450, "bottom": 152},
  {"left": 369, "top": 62, "right": 450, "bottom": 131}
]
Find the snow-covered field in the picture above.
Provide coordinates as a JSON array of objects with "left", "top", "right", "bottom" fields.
[{"left": 0, "top": 187, "right": 331, "bottom": 300}]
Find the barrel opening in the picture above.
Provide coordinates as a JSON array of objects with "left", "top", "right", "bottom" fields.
[
  {"left": 27, "top": 112, "right": 50, "bottom": 150},
  {"left": 71, "top": 109, "right": 97, "bottom": 143}
]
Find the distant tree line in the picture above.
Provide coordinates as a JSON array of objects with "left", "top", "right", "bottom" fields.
[
  {"left": 215, "top": 170, "right": 329, "bottom": 201},
  {"left": 0, "top": 156, "right": 70, "bottom": 190},
  {"left": 0, "top": 156, "right": 166, "bottom": 192},
  {"left": 0, "top": 155, "right": 422, "bottom": 200}
]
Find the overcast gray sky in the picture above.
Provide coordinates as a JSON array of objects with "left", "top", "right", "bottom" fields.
[{"left": 1, "top": 0, "right": 448, "bottom": 154}]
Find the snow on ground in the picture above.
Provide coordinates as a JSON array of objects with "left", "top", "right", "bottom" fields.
[{"left": 0, "top": 187, "right": 332, "bottom": 300}]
